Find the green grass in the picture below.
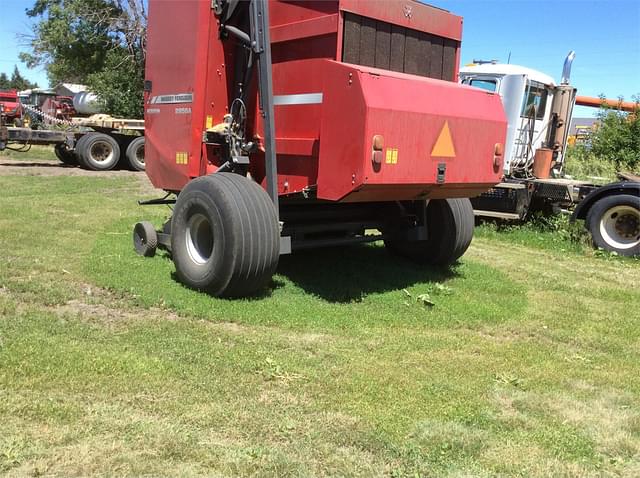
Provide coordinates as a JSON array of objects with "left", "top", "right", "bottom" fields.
[
  {"left": 88, "top": 222, "right": 526, "bottom": 332},
  {"left": 1, "top": 171, "right": 639, "bottom": 477},
  {"left": 0, "top": 144, "right": 57, "bottom": 161},
  {"left": 476, "top": 214, "right": 640, "bottom": 265}
]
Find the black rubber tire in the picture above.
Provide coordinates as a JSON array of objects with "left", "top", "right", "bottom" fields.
[
  {"left": 73, "top": 134, "right": 91, "bottom": 167},
  {"left": 54, "top": 143, "right": 78, "bottom": 166},
  {"left": 76, "top": 132, "right": 121, "bottom": 171},
  {"left": 385, "top": 198, "right": 475, "bottom": 266},
  {"left": 586, "top": 194, "right": 640, "bottom": 257},
  {"left": 133, "top": 221, "right": 158, "bottom": 257},
  {"left": 125, "top": 136, "right": 145, "bottom": 171},
  {"left": 171, "top": 173, "right": 280, "bottom": 298}
]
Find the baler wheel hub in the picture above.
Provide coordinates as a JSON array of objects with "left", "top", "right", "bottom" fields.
[{"left": 186, "top": 213, "right": 214, "bottom": 265}]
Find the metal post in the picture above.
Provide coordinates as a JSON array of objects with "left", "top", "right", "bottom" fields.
[{"left": 250, "top": 0, "right": 279, "bottom": 219}]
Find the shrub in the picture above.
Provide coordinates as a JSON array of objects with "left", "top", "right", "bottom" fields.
[
  {"left": 590, "top": 98, "right": 640, "bottom": 173},
  {"left": 563, "top": 144, "right": 617, "bottom": 181}
]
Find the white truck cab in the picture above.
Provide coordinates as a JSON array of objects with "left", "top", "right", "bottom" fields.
[
  {"left": 460, "top": 55, "right": 576, "bottom": 178},
  {"left": 460, "top": 54, "right": 640, "bottom": 258}
]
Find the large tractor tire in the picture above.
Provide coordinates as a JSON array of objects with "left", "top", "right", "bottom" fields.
[
  {"left": 125, "top": 136, "right": 145, "bottom": 171},
  {"left": 171, "top": 173, "right": 280, "bottom": 298},
  {"left": 385, "top": 198, "right": 474, "bottom": 266},
  {"left": 54, "top": 143, "right": 78, "bottom": 166},
  {"left": 76, "top": 132, "right": 121, "bottom": 171},
  {"left": 586, "top": 194, "right": 640, "bottom": 257}
]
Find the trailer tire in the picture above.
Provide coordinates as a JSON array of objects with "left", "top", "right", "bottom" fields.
[
  {"left": 586, "top": 194, "right": 640, "bottom": 257},
  {"left": 171, "top": 173, "right": 280, "bottom": 298},
  {"left": 133, "top": 221, "right": 158, "bottom": 257},
  {"left": 385, "top": 198, "right": 474, "bottom": 266},
  {"left": 76, "top": 132, "right": 121, "bottom": 171},
  {"left": 125, "top": 136, "right": 145, "bottom": 171},
  {"left": 54, "top": 143, "right": 78, "bottom": 166}
]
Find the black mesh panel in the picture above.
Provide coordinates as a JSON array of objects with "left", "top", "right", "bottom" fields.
[{"left": 342, "top": 12, "right": 458, "bottom": 81}]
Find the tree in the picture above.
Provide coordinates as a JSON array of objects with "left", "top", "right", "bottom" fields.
[
  {"left": 0, "top": 66, "right": 38, "bottom": 91},
  {"left": 87, "top": 48, "right": 144, "bottom": 118},
  {"left": 590, "top": 96, "right": 640, "bottom": 172},
  {"left": 0, "top": 73, "right": 9, "bottom": 90},
  {"left": 10, "top": 65, "right": 38, "bottom": 90},
  {"left": 20, "top": 0, "right": 146, "bottom": 118},
  {"left": 20, "top": 0, "right": 117, "bottom": 85}
]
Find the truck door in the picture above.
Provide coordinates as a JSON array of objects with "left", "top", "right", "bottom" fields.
[
  {"left": 495, "top": 74, "right": 527, "bottom": 175},
  {"left": 511, "top": 80, "right": 553, "bottom": 174},
  {"left": 461, "top": 74, "right": 528, "bottom": 176}
]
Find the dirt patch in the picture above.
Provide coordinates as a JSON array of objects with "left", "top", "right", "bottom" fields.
[
  {"left": 0, "top": 158, "right": 138, "bottom": 177},
  {"left": 55, "top": 299, "right": 146, "bottom": 323},
  {"left": 0, "top": 158, "right": 158, "bottom": 193}
]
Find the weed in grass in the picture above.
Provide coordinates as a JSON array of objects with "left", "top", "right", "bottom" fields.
[{"left": 257, "top": 357, "right": 305, "bottom": 383}]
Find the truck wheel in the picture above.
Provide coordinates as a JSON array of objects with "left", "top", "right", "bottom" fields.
[
  {"left": 133, "top": 221, "right": 158, "bottom": 257},
  {"left": 385, "top": 198, "right": 474, "bottom": 266},
  {"left": 125, "top": 136, "right": 145, "bottom": 171},
  {"left": 171, "top": 173, "right": 280, "bottom": 297},
  {"left": 586, "top": 194, "right": 640, "bottom": 256},
  {"left": 76, "top": 133, "right": 121, "bottom": 171},
  {"left": 54, "top": 143, "right": 78, "bottom": 166}
]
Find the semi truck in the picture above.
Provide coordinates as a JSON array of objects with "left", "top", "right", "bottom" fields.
[
  {"left": 132, "top": 0, "right": 508, "bottom": 297},
  {"left": 0, "top": 89, "right": 146, "bottom": 171},
  {"left": 460, "top": 53, "right": 640, "bottom": 257}
]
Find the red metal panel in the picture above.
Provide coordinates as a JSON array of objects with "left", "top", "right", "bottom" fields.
[
  {"left": 271, "top": 14, "right": 338, "bottom": 44},
  {"left": 270, "top": 1, "right": 338, "bottom": 25},
  {"left": 316, "top": 60, "right": 506, "bottom": 201},
  {"left": 263, "top": 57, "right": 328, "bottom": 194},
  {"left": 145, "top": 0, "right": 212, "bottom": 191}
]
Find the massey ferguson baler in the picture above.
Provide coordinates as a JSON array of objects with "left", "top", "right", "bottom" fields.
[{"left": 133, "top": 0, "right": 507, "bottom": 297}]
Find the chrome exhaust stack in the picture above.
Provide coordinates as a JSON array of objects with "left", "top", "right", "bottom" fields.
[{"left": 561, "top": 51, "right": 576, "bottom": 85}]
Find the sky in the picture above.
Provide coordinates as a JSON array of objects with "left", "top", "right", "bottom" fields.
[
  {"left": 0, "top": 0, "right": 638, "bottom": 117},
  {"left": 438, "top": 0, "right": 640, "bottom": 116}
]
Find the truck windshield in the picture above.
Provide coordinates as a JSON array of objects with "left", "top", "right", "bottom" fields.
[
  {"left": 0, "top": 96, "right": 16, "bottom": 102},
  {"left": 468, "top": 78, "right": 497, "bottom": 92}
]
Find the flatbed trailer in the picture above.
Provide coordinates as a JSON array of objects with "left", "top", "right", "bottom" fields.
[{"left": 0, "top": 114, "right": 146, "bottom": 171}]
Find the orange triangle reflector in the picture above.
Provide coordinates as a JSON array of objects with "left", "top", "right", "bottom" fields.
[{"left": 431, "top": 121, "right": 456, "bottom": 158}]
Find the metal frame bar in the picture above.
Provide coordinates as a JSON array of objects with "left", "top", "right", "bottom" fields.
[{"left": 250, "top": 0, "right": 279, "bottom": 219}]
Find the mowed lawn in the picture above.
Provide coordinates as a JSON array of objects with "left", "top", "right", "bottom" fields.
[{"left": 0, "top": 157, "right": 639, "bottom": 477}]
